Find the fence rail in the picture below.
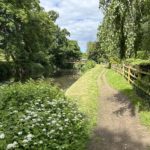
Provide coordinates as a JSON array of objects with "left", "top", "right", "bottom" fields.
[{"left": 112, "top": 64, "right": 150, "bottom": 96}]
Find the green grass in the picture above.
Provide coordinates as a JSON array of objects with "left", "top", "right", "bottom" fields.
[
  {"left": 106, "top": 69, "right": 150, "bottom": 129},
  {"left": 66, "top": 65, "right": 103, "bottom": 129},
  {"left": 140, "top": 111, "right": 150, "bottom": 128}
]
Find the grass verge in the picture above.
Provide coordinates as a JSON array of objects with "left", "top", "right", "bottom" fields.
[
  {"left": 66, "top": 65, "right": 102, "bottom": 130},
  {"left": 105, "top": 69, "right": 150, "bottom": 129}
]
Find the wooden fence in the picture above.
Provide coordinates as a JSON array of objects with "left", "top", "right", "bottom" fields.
[{"left": 112, "top": 64, "right": 150, "bottom": 96}]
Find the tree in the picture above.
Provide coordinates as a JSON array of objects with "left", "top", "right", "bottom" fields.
[
  {"left": 87, "top": 41, "right": 106, "bottom": 63},
  {"left": 0, "top": 0, "right": 81, "bottom": 80},
  {"left": 98, "top": 0, "right": 148, "bottom": 61}
]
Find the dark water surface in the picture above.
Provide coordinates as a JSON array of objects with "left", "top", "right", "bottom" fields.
[
  {"left": 53, "top": 73, "right": 79, "bottom": 91},
  {"left": 0, "top": 71, "right": 80, "bottom": 91}
]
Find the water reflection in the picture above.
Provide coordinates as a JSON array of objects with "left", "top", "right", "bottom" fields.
[{"left": 53, "top": 73, "right": 79, "bottom": 91}]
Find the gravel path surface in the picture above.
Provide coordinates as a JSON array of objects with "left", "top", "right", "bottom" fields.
[{"left": 87, "top": 71, "right": 150, "bottom": 150}]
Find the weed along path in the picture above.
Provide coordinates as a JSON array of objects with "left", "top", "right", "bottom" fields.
[{"left": 87, "top": 70, "right": 150, "bottom": 150}]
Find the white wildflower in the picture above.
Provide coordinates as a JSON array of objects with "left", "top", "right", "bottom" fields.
[
  {"left": 47, "top": 122, "right": 51, "bottom": 125},
  {"left": 13, "top": 110, "right": 18, "bottom": 113},
  {"left": 33, "top": 113, "right": 38, "bottom": 117},
  {"left": 59, "top": 127, "right": 63, "bottom": 131},
  {"left": 25, "top": 115, "right": 31, "bottom": 120},
  {"left": 23, "top": 133, "right": 34, "bottom": 143},
  {"left": 41, "top": 104, "right": 44, "bottom": 107},
  {"left": 32, "top": 118, "right": 37, "bottom": 123},
  {"left": 37, "top": 118, "right": 41, "bottom": 122},
  {"left": 31, "top": 124, "right": 35, "bottom": 128},
  {"left": 52, "top": 120, "right": 56, "bottom": 124},
  {"left": 0, "top": 133, "right": 5, "bottom": 139},
  {"left": 18, "top": 131, "right": 23, "bottom": 135},
  {"left": 39, "top": 140, "right": 43, "bottom": 144},
  {"left": 26, "top": 133, "right": 34, "bottom": 140},
  {"left": 50, "top": 130, "right": 55, "bottom": 134},
  {"left": 64, "top": 118, "right": 69, "bottom": 122},
  {"left": 35, "top": 102, "right": 39, "bottom": 105},
  {"left": 23, "top": 139, "right": 28, "bottom": 143},
  {"left": 6, "top": 141, "right": 18, "bottom": 150},
  {"left": 42, "top": 129, "right": 46, "bottom": 132}
]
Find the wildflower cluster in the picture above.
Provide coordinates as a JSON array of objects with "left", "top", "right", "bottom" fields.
[{"left": 0, "top": 80, "right": 88, "bottom": 150}]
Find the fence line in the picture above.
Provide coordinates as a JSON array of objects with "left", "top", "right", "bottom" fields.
[{"left": 112, "top": 64, "right": 150, "bottom": 96}]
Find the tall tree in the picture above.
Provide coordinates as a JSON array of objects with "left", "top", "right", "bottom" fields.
[
  {"left": 87, "top": 41, "right": 106, "bottom": 63},
  {"left": 0, "top": 0, "right": 81, "bottom": 80},
  {"left": 98, "top": 0, "right": 148, "bottom": 61}
]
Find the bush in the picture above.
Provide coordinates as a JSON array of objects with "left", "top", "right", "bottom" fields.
[
  {"left": 0, "top": 80, "right": 88, "bottom": 150},
  {"left": 0, "top": 62, "right": 14, "bottom": 81},
  {"left": 80, "top": 60, "right": 96, "bottom": 73},
  {"left": 134, "top": 75, "right": 150, "bottom": 102}
]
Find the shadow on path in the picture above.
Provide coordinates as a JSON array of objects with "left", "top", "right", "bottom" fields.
[
  {"left": 87, "top": 71, "right": 150, "bottom": 150},
  {"left": 87, "top": 127, "right": 148, "bottom": 150},
  {"left": 112, "top": 92, "right": 136, "bottom": 117}
]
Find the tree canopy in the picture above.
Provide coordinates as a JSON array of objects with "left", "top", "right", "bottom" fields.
[
  {"left": 0, "top": 0, "right": 81, "bottom": 80},
  {"left": 98, "top": 0, "right": 150, "bottom": 62}
]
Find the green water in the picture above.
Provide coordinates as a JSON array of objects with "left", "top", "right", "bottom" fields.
[{"left": 53, "top": 74, "right": 79, "bottom": 91}]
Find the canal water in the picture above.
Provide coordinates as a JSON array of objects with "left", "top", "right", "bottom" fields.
[
  {"left": 0, "top": 70, "right": 80, "bottom": 91},
  {"left": 53, "top": 70, "right": 80, "bottom": 91}
]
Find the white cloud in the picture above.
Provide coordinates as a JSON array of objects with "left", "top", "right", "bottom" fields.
[{"left": 40, "top": 0, "right": 103, "bottom": 52}]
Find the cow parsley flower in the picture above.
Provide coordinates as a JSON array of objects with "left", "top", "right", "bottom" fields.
[
  {"left": 18, "top": 131, "right": 23, "bottom": 135},
  {"left": 64, "top": 118, "right": 69, "bottom": 122},
  {"left": 0, "top": 133, "right": 5, "bottom": 139},
  {"left": 7, "top": 141, "right": 18, "bottom": 150},
  {"left": 52, "top": 120, "right": 56, "bottom": 124},
  {"left": 39, "top": 140, "right": 43, "bottom": 144},
  {"left": 26, "top": 133, "right": 34, "bottom": 140}
]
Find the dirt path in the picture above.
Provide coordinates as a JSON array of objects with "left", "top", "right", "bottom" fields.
[{"left": 87, "top": 70, "right": 150, "bottom": 150}]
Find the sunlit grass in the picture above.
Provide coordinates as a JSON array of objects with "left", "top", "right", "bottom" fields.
[
  {"left": 66, "top": 65, "right": 103, "bottom": 129},
  {"left": 106, "top": 69, "right": 150, "bottom": 129}
]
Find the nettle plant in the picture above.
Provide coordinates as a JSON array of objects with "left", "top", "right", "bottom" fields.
[{"left": 0, "top": 80, "right": 88, "bottom": 150}]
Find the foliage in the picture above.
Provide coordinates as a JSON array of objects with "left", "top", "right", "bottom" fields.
[
  {"left": 66, "top": 65, "right": 102, "bottom": 129},
  {"left": 0, "top": 0, "right": 81, "bottom": 81},
  {"left": 80, "top": 60, "right": 96, "bottom": 73},
  {"left": 98, "top": 0, "right": 149, "bottom": 60},
  {"left": 136, "top": 51, "right": 150, "bottom": 60},
  {"left": 125, "top": 58, "right": 150, "bottom": 66},
  {"left": 0, "top": 80, "right": 88, "bottom": 150},
  {"left": 135, "top": 75, "right": 150, "bottom": 101},
  {"left": 0, "top": 62, "right": 14, "bottom": 81},
  {"left": 55, "top": 40, "right": 81, "bottom": 69},
  {"left": 87, "top": 41, "right": 106, "bottom": 63},
  {"left": 82, "top": 53, "right": 88, "bottom": 60}
]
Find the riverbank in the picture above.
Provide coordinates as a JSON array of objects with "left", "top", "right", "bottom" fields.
[
  {"left": 66, "top": 65, "right": 103, "bottom": 129},
  {"left": 53, "top": 74, "right": 79, "bottom": 91}
]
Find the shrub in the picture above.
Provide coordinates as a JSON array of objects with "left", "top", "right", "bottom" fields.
[
  {"left": 134, "top": 75, "right": 150, "bottom": 103},
  {"left": 80, "top": 60, "right": 96, "bottom": 73},
  {"left": 0, "top": 80, "right": 88, "bottom": 150},
  {"left": 0, "top": 62, "right": 14, "bottom": 81}
]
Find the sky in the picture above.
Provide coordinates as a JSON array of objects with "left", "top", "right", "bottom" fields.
[{"left": 40, "top": 0, "right": 103, "bottom": 52}]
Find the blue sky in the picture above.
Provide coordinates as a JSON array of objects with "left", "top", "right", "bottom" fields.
[{"left": 40, "top": 0, "right": 103, "bottom": 52}]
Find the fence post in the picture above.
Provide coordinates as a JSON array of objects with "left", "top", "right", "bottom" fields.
[
  {"left": 128, "top": 66, "right": 131, "bottom": 83},
  {"left": 122, "top": 64, "right": 125, "bottom": 76}
]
